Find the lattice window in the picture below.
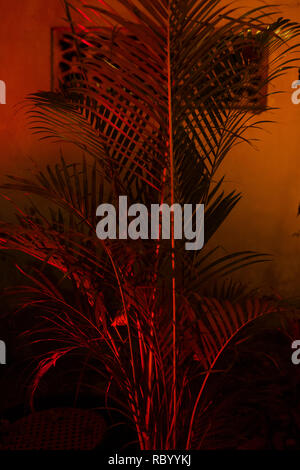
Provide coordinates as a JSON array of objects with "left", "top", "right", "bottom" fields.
[{"left": 51, "top": 27, "right": 268, "bottom": 110}]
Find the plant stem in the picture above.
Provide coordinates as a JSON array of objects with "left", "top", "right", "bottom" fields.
[{"left": 167, "top": 5, "right": 177, "bottom": 450}]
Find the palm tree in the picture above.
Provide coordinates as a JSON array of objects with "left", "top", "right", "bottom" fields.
[{"left": 0, "top": 0, "right": 299, "bottom": 450}]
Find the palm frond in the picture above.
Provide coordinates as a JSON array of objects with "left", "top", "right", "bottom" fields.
[{"left": 1, "top": 0, "right": 300, "bottom": 451}]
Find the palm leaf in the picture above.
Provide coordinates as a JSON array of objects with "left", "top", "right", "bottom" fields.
[{"left": 1, "top": 0, "right": 300, "bottom": 450}]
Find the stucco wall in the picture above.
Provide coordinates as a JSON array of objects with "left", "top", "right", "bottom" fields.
[{"left": 0, "top": 0, "right": 66, "bottom": 179}]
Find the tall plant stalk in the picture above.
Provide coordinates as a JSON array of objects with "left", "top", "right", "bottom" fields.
[{"left": 167, "top": 6, "right": 177, "bottom": 448}]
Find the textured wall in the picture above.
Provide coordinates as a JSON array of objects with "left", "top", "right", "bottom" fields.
[
  {"left": 0, "top": 0, "right": 66, "bottom": 181},
  {"left": 213, "top": 3, "right": 300, "bottom": 296}
]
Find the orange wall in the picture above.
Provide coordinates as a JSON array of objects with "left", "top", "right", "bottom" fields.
[
  {"left": 213, "top": 2, "right": 300, "bottom": 296},
  {"left": 0, "top": 0, "right": 299, "bottom": 296},
  {"left": 0, "top": 0, "right": 67, "bottom": 180}
]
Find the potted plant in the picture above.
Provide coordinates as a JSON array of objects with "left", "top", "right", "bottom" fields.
[{"left": 1, "top": 0, "right": 299, "bottom": 450}]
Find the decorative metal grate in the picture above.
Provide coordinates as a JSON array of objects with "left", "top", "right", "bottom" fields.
[{"left": 212, "top": 33, "right": 269, "bottom": 111}]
